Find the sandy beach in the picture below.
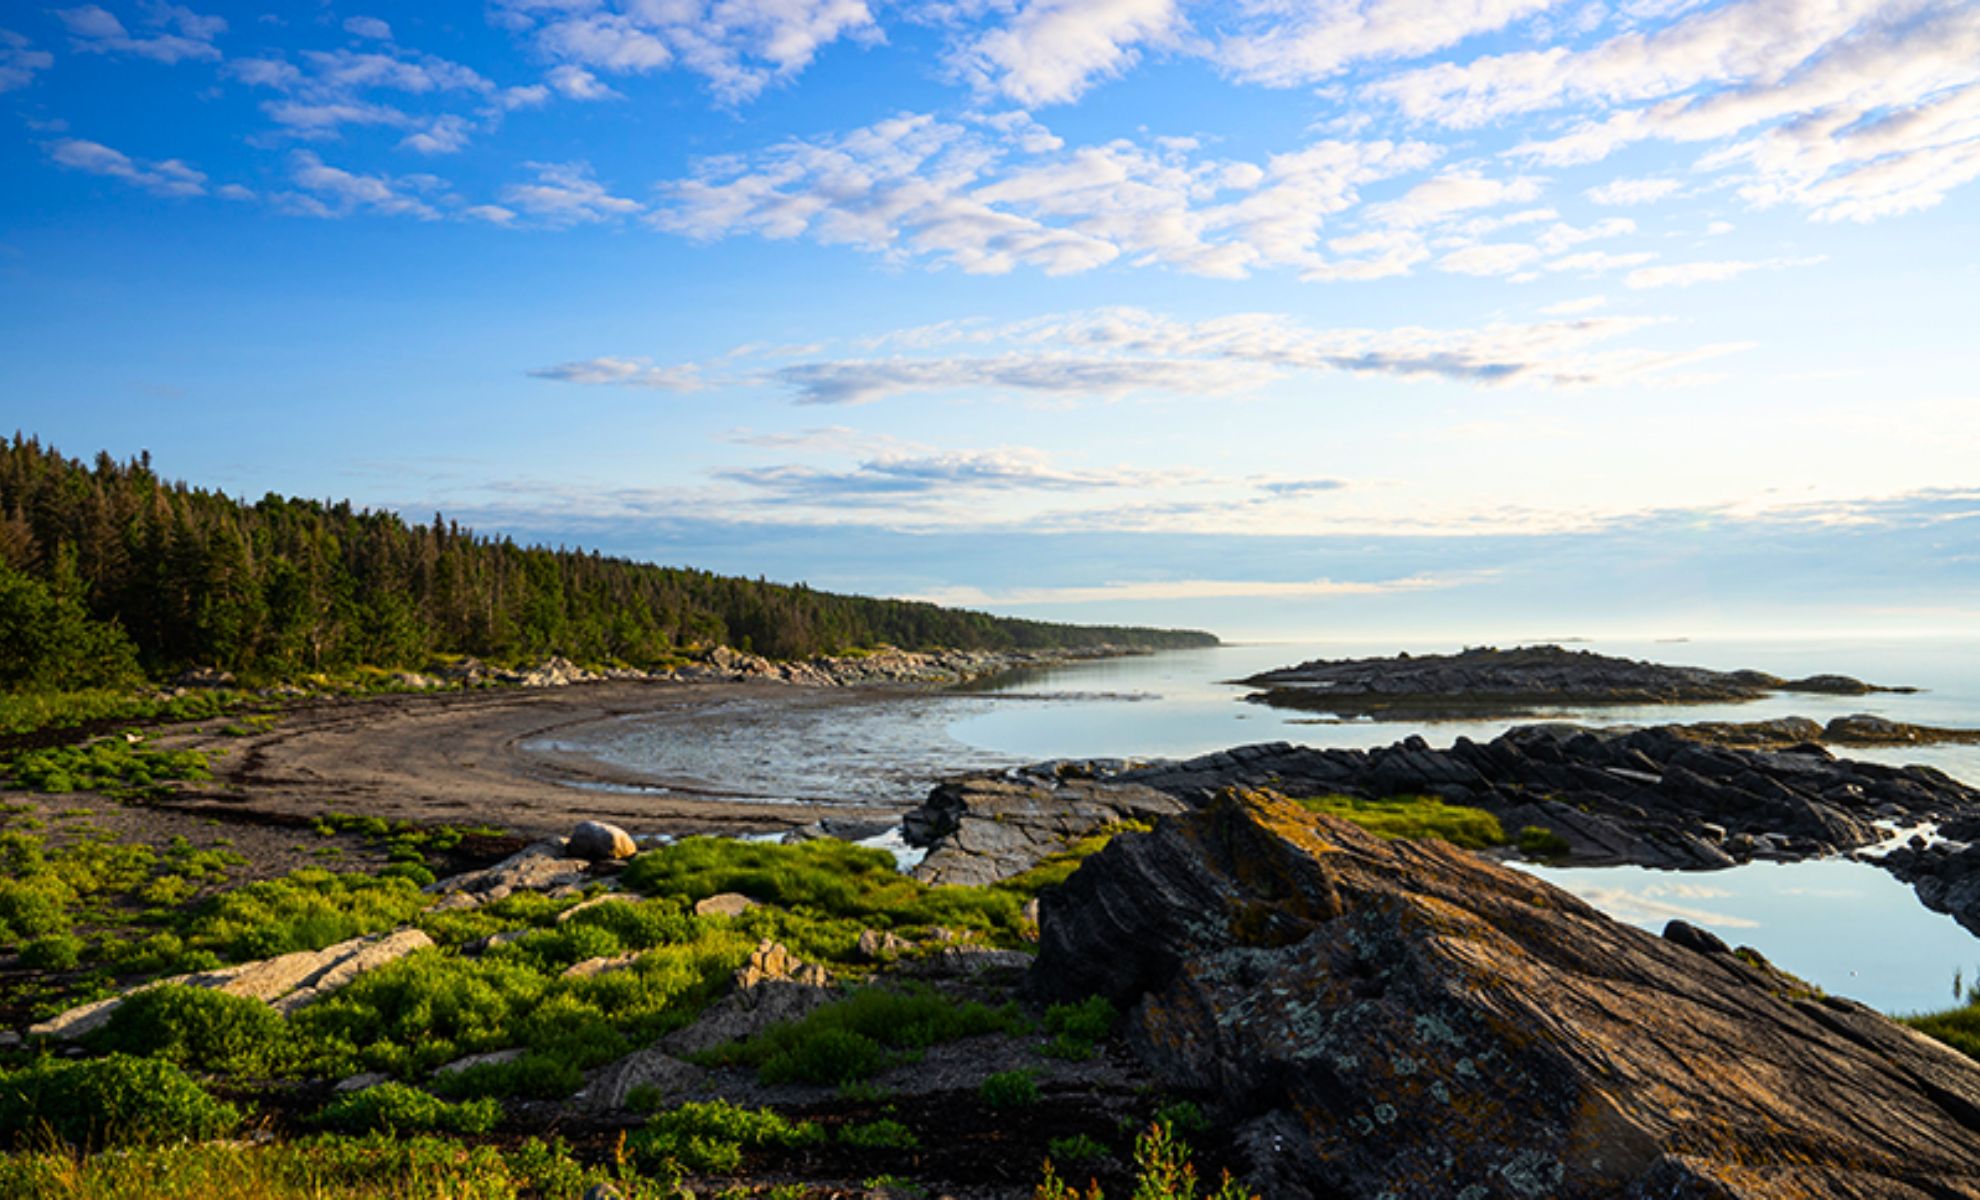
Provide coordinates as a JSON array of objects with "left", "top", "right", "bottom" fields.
[{"left": 155, "top": 681, "right": 934, "bottom": 839}]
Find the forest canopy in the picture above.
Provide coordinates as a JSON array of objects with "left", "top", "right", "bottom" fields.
[{"left": 0, "top": 437, "right": 1216, "bottom": 683}]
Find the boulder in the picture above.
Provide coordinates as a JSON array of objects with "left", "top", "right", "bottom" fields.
[
  {"left": 568, "top": 821, "right": 638, "bottom": 862},
  {"left": 428, "top": 842, "right": 593, "bottom": 898},
  {"left": 694, "top": 892, "right": 757, "bottom": 918},
  {"left": 434, "top": 1048, "right": 524, "bottom": 1077},
  {"left": 1031, "top": 789, "right": 1980, "bottom": 1198},
  {"left": 905, "top": 772, "right": 1186, "bottom": 887},
  {"left": 731, "top": 939, "right": 828, "bottom": 990}
]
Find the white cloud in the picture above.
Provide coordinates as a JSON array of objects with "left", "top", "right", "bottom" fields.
[
  {"left": 1545, "top": 249, "right": 1658, "bottom": 274},
  {"left": 538, "top": 305, "right": 1741, "bottom": 411},
  {"left": 1585, "top": 177, "right": 1683, "bottom": 205},
  {"left": 1366, "top": 170, "right": 1546, "bottom": 227},
  {"left": 654, "top": 112, "right": 1441, "bottom": 280},
  {"left": 529, "top": 357, "right": 703, "bottom": 388},
  {"left": 0, "top": 29, "right": 53, "bottom": 92},
  {"left": 1539, "top": 294, "right": 1607, "bottom": 315},
  {"left": 951, "top": 0, "right": 1182, "bottom": 106},
  {"left": 774, "top": 353, "right": 1275, "bottom": 405},
  {"left": 400, "top": 115, "right": 473, "bottom": 155},
  {"left": 547, "top": 63, "right": 618, "bottom": 99},
  {"left": 47, "top": 137, "right": 206, "bottom": 197},
  {"left": 721, "top": 447, "right": 1175, "bottom": 502},
  {"left": 1624, "top": 255, "right": 1825, "bottom": 288},
  {"left": 517, "top": 0, "right": 880, "bottom": 104},
  {"left": 277, "top": 150, "right": 440, "bottom": 219},
  {"left": 911, "top": 573, "right": 1469, "bottom": 606},
  {"left": 499, "top": 161, "right": 642, "bottom": 225},
  {"left": 1435, "top": 242, "right": 1542, "bottom": 276},
  {"left": 343, "top": 15, "right": 392, "bottom": 41},
  {"left": 1212, "top": 0, "right": 1563, "bottom": 87},
  {"left": 57, "top": 4, "right": 224, "bottom": 64}
]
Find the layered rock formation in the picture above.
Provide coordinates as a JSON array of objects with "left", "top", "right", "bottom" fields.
[
  {"left": 1032, "top": 789, "right": 1980, "bottom": 1199},
  {"left": 904, "top": 766, "right": 1186, "bottom": 886},
  {"left": 1240, "top": 644, "right": 1909, "bottom": 718}
]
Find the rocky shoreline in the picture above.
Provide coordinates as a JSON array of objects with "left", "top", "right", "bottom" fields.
[
  {"left": 1240, "top": 643, "right": 1914, "bottom": 719},
  {"left": 904, "top": 718, "right": 1980, "bottom": 934}
]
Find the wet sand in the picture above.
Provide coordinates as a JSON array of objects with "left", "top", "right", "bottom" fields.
[{"left": 157, "top": 681, "right": 937, "bottom": 838}]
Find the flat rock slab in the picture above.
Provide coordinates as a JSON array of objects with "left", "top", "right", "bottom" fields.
[
  {"left": 31, "top": 928, "right": 436, "bottom": 1039},
  {"left": 1032, "top": 789, "right": 1980, "bottom": 1199},
  {"left": 906, "top": 773, "right": 1186, "bottom": 887}
]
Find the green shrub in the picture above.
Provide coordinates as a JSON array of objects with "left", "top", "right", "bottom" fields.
[
  {"left": 184, "top": 869, "right": 429, "bottom": 960},
  {"left": 19, "top": 933, "right": 85, "bottom": 970},
  {"left": 1297, "top": 795, "right": 1506, "bottom": 850},
  {"left": 1045, "top": 996, "right": 1117, "bottom": 1041},
  {"left": 1906, "top": 1002, "right": 1980, "bottom": 1060},
  {"left": 0, "top": 1055, "right": 239, "bottom": 1148},
  {"left": 89, "top": 985, "right": 288, "bottom": 1076},
  {"left": 1037, "top": 1122, "right": 1258, "bottom": 1200},
  {"left": 1517, "top": 825, "right": 1572, "bottom": 857},
  {"left": 760, "top": 1026, "right": 890, "bottom": 1087},
  {"left": 631, "top": 1099, "right": 823, "bottom": 1172},
  {"left": 313, "top": 1083, "right": 501, "bottom": 1135},
  {"left": 704, "top": 985, "right": 1029, "bottom": 1086},
  {"left": 838, "top": 1118, "right": 919, "bottom": 1149},
  {"left": 1048, "top": 1133, "right": 1109, "bottom": 1165},
  {"left": 428, "top": 1053, "right": 584, "bottom": 1101},
  {"left": 979, "top": 1069, "right": 1038, "bottom": 1109}
]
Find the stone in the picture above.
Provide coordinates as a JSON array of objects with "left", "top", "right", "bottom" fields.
[
  {"left": 856, "top": 928, "right": 909, "bottom": 961},
  {"left": 905, "top": 772, "right": 1186, "bottom": 887},
  {"left": 1031, "top": 788, "right": 1980, "bottom": 1198},
  {"left": 731, "top": 939, "right": 828, "bottom": 990},
  {"left": 272, "top": 929, "right": 436, "bottom": 1015},
  {"left": 433, "top": 1048, "right": 524, "bottom": 1077},
  {"left": 428, "top": 842, "right": 592, "bottom": 897},
  {"left": 555, "top": 893, "right": 633, "bottom": 923},
  {"left": 660, "top": 979, "right": 839, "bottom": 1059},
  {"left": 693, "top": 892, "right": 757, "bottom": 918},
  {"left": 562, "top": 952, "right": 642, "bottom": 979},
  {"left": 334, "top": 1071, "right": 388, "bottom": 1093},
  {"left": 568, "top": 821, "right": 638, "bottom": 862}
]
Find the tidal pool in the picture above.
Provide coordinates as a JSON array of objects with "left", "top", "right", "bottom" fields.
[{"left": 1512, "top": 853, "right": 1980, "bottom": 1015}]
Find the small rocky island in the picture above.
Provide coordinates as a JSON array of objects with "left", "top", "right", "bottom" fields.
[{"left": 1239, "top": 643, "right": 1912, "bottom": 719}]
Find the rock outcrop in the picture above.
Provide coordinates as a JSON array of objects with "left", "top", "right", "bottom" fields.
[
  {"left": 904, "top": 768, "right": 1186, "bottom": 887},
  {"left": 568, "top": 820, "right": 638, "bottom": 862},
  {"left": 904, "top": 725, "right": 1980, "bottom": 885},
  {"left": 1031, "top": 789, "right": 1980, "bottom": 1199},
  {"left": 1240, "top": 644, "right": 1910, "bottom": 718}
]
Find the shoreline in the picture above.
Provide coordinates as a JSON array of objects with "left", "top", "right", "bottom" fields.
[{"left": 150, "top": 678, "right": 996, "bottom": 839}]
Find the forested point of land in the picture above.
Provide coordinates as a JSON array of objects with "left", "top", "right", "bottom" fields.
[{"left": 0, "top": 436, "right": 1216, "bottom": 688}]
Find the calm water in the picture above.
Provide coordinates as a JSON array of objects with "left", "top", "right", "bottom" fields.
[{"left": 544, "top": 635, "right": 1980, "bottom": 1012}]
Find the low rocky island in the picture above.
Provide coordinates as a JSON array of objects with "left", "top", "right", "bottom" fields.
[{"left": 1239, "top": 643, "right": 1913, "bottom": 719}]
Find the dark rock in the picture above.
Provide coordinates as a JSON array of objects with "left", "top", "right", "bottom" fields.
[
  {"left": 568, "top": 821, "right": 637, "bottom": 862},
  {"left": 1032, "top": 790, "right": 1980, "bottom": 1198},
  {"left": 905, "top": 771, "right": 1185, "bottom": 887},
  {"left": 1238, "top": 644, "right": 1907, "bottom": 719}
]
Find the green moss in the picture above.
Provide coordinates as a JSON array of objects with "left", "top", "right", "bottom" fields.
[{"left": 1297, "top": 795, "right": 1507, "bottom": 850}]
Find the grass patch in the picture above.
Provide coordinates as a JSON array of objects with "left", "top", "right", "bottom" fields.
[
  {"left": 0, "top": 1134, "right": 642, "bottom": 1200},
  {"left": 978, "top": 1069, "right": 1038, "bottom": 1110},
  {"left": 699, "top": 984, "right": 1029, "bottom": 1086},
  {"left": 87, "top": 985, "right": 290, "bottom": 1077},
  {"left": 0, "top": 1055, "right": 239, "bottom": 1149},
  {"left": 631, "top": 1099, "right": 823, "bottom": 1173},
  {"left": 4, "top": 739, "right": 211, "bottom": 798},
  {"left": 313, "top": 1084, "right": 501, "bottom": 1136},
  {"left": 1297, "top": 795, "right": 1506, "bottom": 850},
  {"left": 1904, "top": 1001, "right": 1980, "bottom": 1060}
]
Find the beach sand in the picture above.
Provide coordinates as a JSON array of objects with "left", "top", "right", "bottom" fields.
[{"left": 151, "top": 681, "right": 919, "bottom": 839}]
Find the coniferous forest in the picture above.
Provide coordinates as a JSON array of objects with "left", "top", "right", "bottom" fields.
[{"left": 0, "top": 436, "right": 1215, "bottom": 687}]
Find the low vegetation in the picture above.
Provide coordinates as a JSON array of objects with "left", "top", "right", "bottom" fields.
[
  {"left": 1298, "top": 794, "right": 1508, "bottom": 849},
  {"left": 698, "top": 984, "right": 1030, "bottom": 1085}
]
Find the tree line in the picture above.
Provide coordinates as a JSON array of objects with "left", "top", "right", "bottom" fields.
[{"left": 0, "top": 436, "right": 1215, "bottom": 687}]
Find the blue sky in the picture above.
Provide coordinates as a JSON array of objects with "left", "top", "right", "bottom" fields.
[{"left": 3, "top": 0, "right": 1977, "bottom": 640}]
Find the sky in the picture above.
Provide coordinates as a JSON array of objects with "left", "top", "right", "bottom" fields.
[{"left": 2, "top": 0, "right": 1977, "bottom": 642}]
